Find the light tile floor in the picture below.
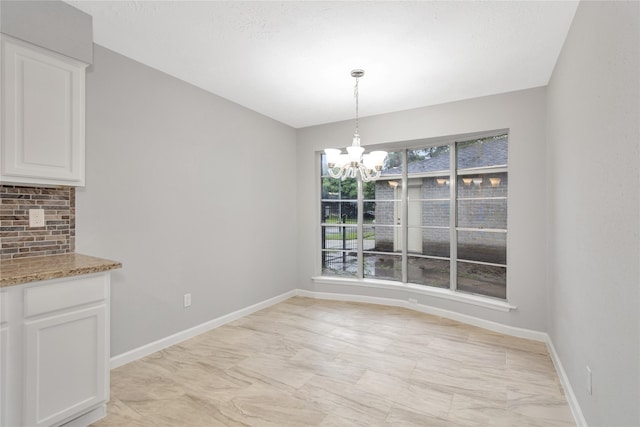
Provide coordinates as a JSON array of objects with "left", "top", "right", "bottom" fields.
[{"left": 92, "top": 297, "right": 575, "bottom": 426}]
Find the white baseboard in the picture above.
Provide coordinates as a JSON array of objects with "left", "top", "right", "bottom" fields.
[
  {"left": 56, "top": 404, "right": 106, "bottom": 427},
  {"left": 546, "top": 337, "right": 588, "bottom": 427},
  {"left": 296, "top": 289, "right": 547, "bottom": 342},
  {"left": 109, "top": 287, "right": 585, "bottom": 427},
  {"left": 110, "top": 290, "right": 297, "bottom": 369}
]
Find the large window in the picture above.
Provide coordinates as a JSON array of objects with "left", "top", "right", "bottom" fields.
[{"left": 320, "top": 132, "right": 508, "bottom": 299}]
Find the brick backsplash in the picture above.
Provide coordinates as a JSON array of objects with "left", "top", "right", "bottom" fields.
[{"left": 0, "top": 185, "right": 75, "bottom": 260}]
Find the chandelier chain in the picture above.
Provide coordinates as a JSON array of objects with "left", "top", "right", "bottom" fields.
[{"left": 354, "top": 76, "right": 360, "bottom": 136}]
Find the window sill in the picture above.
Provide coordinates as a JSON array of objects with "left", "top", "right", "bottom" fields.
[{"left": 311, "top": 276, "right": 516, "bottom": 312}]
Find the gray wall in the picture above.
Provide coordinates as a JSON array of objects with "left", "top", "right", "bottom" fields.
[
  {"left": 546, "top": 1, "right": 640, "bottom": 426},
  {"left": 0, "top": 0, "right": 93, "bottom": 63},
  {"left": 297, "top": 87, "right": 548, "bottom": 331},
  {"left": 76, "top": 45, "right": 298, "bottom": 356}
]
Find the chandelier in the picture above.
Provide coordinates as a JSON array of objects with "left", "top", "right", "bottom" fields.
[{"left": 324, "top": 70, "right": 387, "bottom": 182}]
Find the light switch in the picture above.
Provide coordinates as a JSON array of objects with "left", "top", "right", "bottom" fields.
[{"left": 29, "top": 209, "right": 45, "bottom": 227}]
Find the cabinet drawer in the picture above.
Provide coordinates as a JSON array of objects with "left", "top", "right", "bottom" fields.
[{"left": 24, "top": 274, "right": 107, "bottom": 318}]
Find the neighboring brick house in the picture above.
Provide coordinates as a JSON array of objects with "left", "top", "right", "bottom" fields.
[{"left": 373, "top": 136, "right": 507, "bottom": 264}]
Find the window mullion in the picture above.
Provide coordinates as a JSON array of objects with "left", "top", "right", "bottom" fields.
[
  {"left": 357, "top": 176, "right": 364, "bottom": 278},
  {"left": 450, "top": 143, "right": 458, "bottom": 291},
  {"left": 401, "top": 149, "right": 408, "bottom": 283}
]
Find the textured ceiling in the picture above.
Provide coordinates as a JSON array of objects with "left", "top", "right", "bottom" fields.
[{"left": 66, "top": 1, "right": 579, "bottom": 128}]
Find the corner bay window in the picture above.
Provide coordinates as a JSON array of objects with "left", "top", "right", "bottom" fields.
[{"left": 320, "top": 133, "right": 508, "bottom": 299}]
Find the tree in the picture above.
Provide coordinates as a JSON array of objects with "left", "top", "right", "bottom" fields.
[
  {"left": 363, "top": 181, "right": 375, "bottom": 200},
  {"left": 321, "top": 177, "right": 376, "bottom": 200},
  {"left": 322, "top": 177, "right": 357, "bottom": 199}
]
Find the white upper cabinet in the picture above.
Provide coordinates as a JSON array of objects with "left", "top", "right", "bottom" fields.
[{"left": 1, "top": 35, "right": 87, "bottom": 186}]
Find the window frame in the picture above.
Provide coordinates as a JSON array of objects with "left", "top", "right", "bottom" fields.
[{"left": 316, "top": 129, "right": 513, "bottom": 309}]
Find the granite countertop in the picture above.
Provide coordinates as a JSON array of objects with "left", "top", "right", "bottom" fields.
[{"left": 0, "top": 253, "right": 122, "bottom": 287}]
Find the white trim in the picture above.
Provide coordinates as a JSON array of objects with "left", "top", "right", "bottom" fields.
[
  {"left": 457, "top": 165, "right": 508, "bottom": 175},
  {"left": 298, "top": 288, "right": 538, "bottom": 341},
  {"left": 456, "top": 259, "right": 507, "bottom": 268},
  {"left": 350, "top": 128, "right": 509, "bottom": 152},
  {"left": 457, "top": 196, "right": 508, "bottom": 201},
  {"left": 55, "top": 404, "right": 106, "bottom": 427},
  {"left": 546, "top": 337, "right": 588, "bottom": 427},
  {"left": 311, "top": 276, "right": 516, "bottom": 312},
  {"left": 456, "top": 227, "right": 507, "bottom": 233},
  {"left": 109, "top": 290, "right": 297, "bottom": 369}
]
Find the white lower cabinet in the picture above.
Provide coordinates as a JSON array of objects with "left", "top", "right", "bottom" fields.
[
  {"left": 1, "top": 273, "right": 111, "bottom": 427},
  {"left": 24, "top": 305, "right": 107, "bottom": 427},
  {"left": 1, "top": 291, "right": 8, "bottom": 427}
]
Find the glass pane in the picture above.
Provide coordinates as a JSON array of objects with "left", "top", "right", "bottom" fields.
[
  {"left": 322, "top": 250, "right": 358, "bottom": 277},
  {"left": 363, "top": 180, "right": 376, "bottom": 200},
  {"left": 408, "top": 200, "right": 449, "bottom": 227},
  {"left": 408, "top": 227, "right": 450, "bottom": 257},
  {"left": 370, "top": 200, "right": 398, "bottom": 227},
  {"left": 423, "top": 175, "right": 451, "bottom": 200},
  {"left": 367, "top": 180, "right": 399, "bottom": 227},
  {"left": 457, "top": 173, "right": 507, "bottom": 198},
  {"left": 365, "top": 225, "right": 400, "bottom": 253},
  {"left": 457, "top": 262, "right": 506, "bottom": 299},
  {"left": 364, "top": 253, "right": 402, "bottom": 281},
  {"left": 321, "top": 153, "right": 329, "bottom": 176},
  {"left": 419, "top": 176, "right": 451, "bottom": 199},
  {"left": 361, "top": 225, "right": 376, "bottom": 251},
  {"left": 323, "top": 151, "right": 401, "bottom": 178},
  {"left": 407, "top": 145, "right": 450, "bottom": 174},
  {"left": 457, "top": 199, "right": 507, "bottom": 229},
  {"left": 321, "top": 177, "right": 358, "bottom": 200},
  {"left": 363, "top": 179, "right": 402, "bottom": 229},
  {"left": 363, "top": 201, "right": 376, "bottom": 224},
  {"left": 379, "top": 151, "right": 404, "bottom": 176},
  {"left": 320, "top": 201, "right": 358, "bottom": 224},
  {"left": 369, "top": 180, "right": 399, "bottom": 202},
  {"left": 457, "top": 134, "right": 508, "bottom": 170},
  {"left": 408, "top": 257, "right": 450, "bottom": 288},
  {"left": 457, "top": 230, "right": 506, "bottom": 265},
  {"left": 321, "top": 226, "right": 358, "bottom": 251}
]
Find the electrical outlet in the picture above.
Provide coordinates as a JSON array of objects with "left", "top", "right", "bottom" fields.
[
  {"left": 183, "top": 293, "right": 191, "bottom": 308},
  {"left": 586, "top": 366, "right": 592, "bottom": 395},
  {"left": 29, "top": 209, "right": 45, "bottom": 227}
]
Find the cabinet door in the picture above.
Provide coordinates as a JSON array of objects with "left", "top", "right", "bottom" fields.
[
  {"left": 23, "top": 305, "right": 106, "bottom": 427},
  {"left": 1, "top": 35, "right": 86, "bottom": 186},
  {"left": 0, "top": 291, "right": 6, "bottom": 427},
  {"left": 0, "top": 326, "right": 6, "bottom": 427}
]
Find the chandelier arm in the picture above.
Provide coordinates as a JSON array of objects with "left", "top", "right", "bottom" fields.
[
  {"left": 327, "top": 167, "right": 338, "bottom": 179},
  {"left": 341, "top": 168, "right": 350, "bottom": 181},
  {"left": 342, "top": 166, "right": 350, "bottom": 180},
  {"left": 360, "top": 166, "right": 372, "bottom": 182}
]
